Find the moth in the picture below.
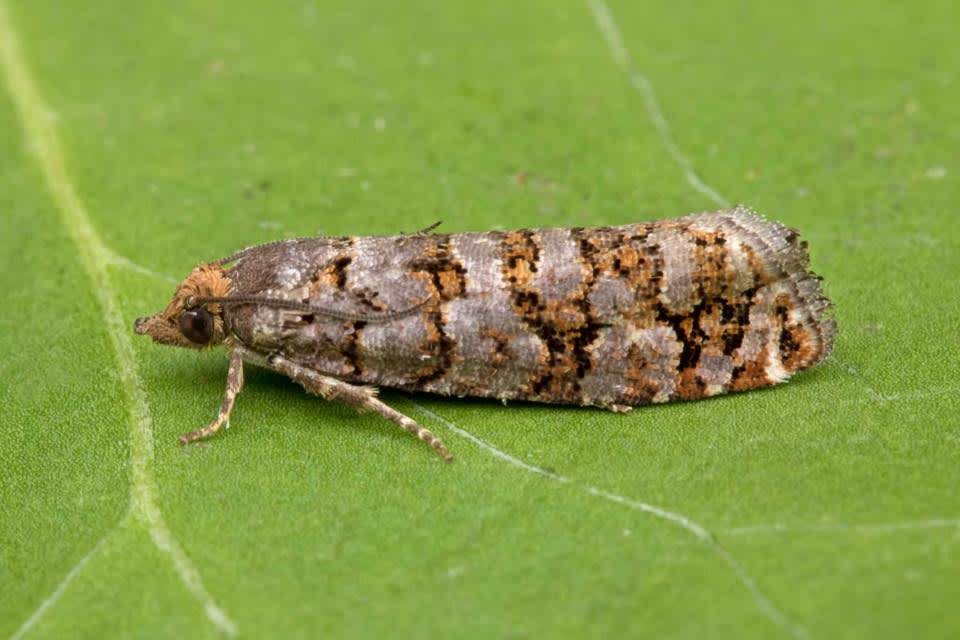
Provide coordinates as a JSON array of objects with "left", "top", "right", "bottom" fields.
[{"left": 134, "top": 206, "right": 835, "bottom": 461}]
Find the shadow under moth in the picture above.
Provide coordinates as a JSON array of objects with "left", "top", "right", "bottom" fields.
[{"left": 134, "top": 206, "right": 835, "bottom": 461}]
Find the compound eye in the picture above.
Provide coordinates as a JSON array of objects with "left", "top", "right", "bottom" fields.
[{"left": 179, "top": 308, "right": 213, "bottom": 344}]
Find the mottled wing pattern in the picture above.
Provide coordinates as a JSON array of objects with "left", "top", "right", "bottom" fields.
[{"left": 224, "top": 207, "right": 835, "bottom": 408}]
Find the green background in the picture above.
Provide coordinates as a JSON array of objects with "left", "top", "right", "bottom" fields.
[{"left": 2, "top": 1, "right": 957, "bottom": 638}]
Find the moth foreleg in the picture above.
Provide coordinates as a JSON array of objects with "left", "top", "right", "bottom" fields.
[
  {"left": 265, "top": 354, "right": 453, "bottom": 462},
  {"left": 179, "top": 349, "right": 244, "bottom": 444}
]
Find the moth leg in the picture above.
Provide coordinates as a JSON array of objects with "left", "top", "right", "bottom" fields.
[
  {"left": 266, "top": 354, "right": 453, "bottom": 462},
  {"left": 179, "top": 349, "right": 244, "bottom": 444},
  {"left": 605, "top": 403, "right": 633, "bottom": 414}
]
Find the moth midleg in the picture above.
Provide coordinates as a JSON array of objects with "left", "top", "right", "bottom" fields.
[
  {"left": 179, "top": 349, "right": 244, "bottom": 444},
  {"left": 605, "top": 404, "right": 633, "bottom": 414},
  {"left": 265, "top": 354, "right": 453, "bottom": 462}
]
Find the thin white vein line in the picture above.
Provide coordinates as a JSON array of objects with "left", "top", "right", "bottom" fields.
[
  {"left": 722, "top": 518, "right": 960, "bottom": 537},
  {"left": 103, "top": 248, "right": 179, "bottom": 284},
  {"left": 412, "top": 403, "right": 806, "bottom": 640},
  {"left": 811, "top": 385, "right": 959, "bottom": 411},
  {"left": 9, "top": 534, "right": 111, "bottom": 640},
  {"left": 586, "top": 0, "right": 730, "bottom": 208},
  {"left": 586, "top": 0, "right": 888, "bottom": 417},
  {"left": 0, "top": 5, "right": 237, "bottom": 636}
]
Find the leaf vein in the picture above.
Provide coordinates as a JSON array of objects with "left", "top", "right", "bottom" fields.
[
  {"left": 413, "top": 401, "right": 807, "bottom": 640},
  {"left": 0, "top": 5, "right": 236, "bottom": 635}
]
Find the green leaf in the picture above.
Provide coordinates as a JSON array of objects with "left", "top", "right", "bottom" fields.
[{"left": 2, "top": 1, "right": 957, "bottom": 638}]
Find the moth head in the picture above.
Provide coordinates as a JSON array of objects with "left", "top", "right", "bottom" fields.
[{"left": 134, "top": 264, "right": 231, "bottom": 349}]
